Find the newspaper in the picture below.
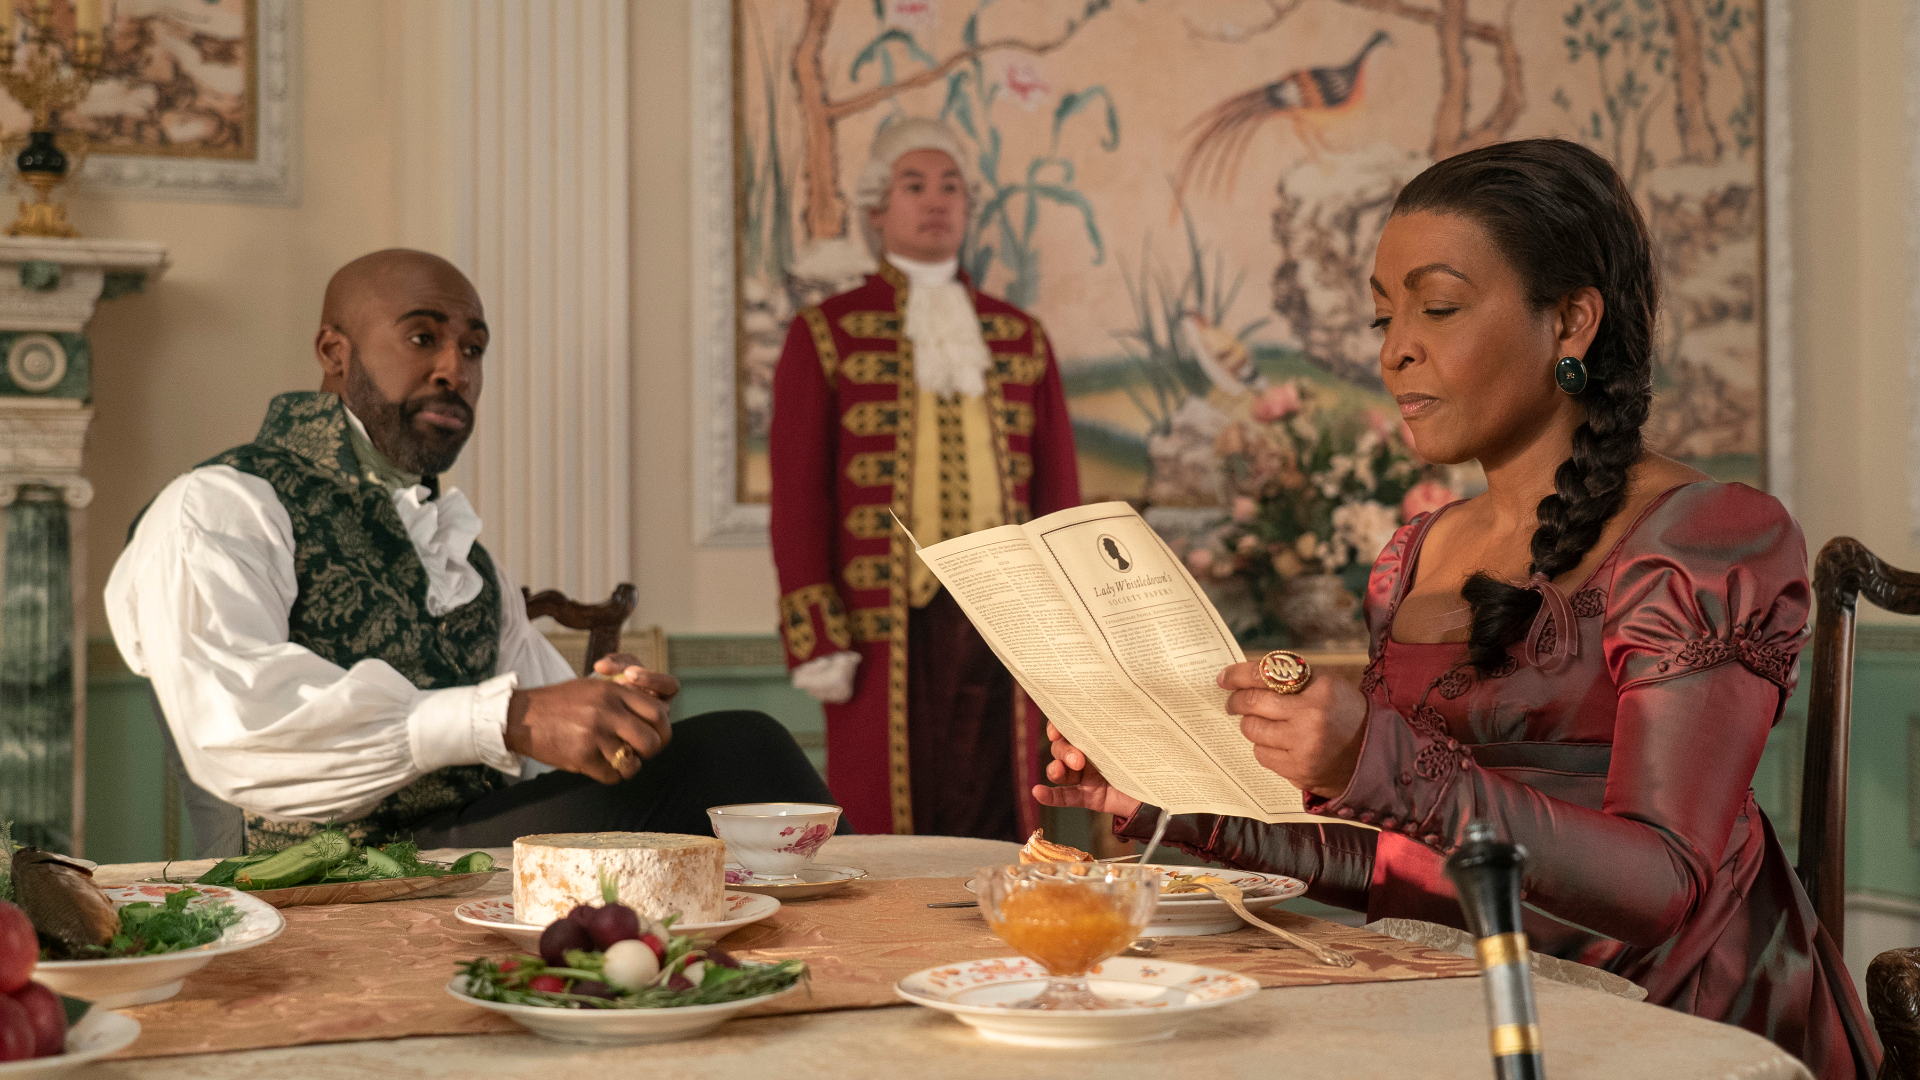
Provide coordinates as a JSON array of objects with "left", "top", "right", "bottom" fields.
[{"left": 911, "top": 501, "right": 1346, "bottom": 824}]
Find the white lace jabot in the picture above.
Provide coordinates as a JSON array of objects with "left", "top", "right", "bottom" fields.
[
  {"left": 343, "top": 408, "right": 486, "bottom": 616},
  {"left": 887, "top": 252, "right": 991, "bottom": 397}
]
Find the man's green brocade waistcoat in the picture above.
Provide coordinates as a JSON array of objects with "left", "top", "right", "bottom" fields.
[{"left": 199, "top": 392, "right": 510, "bottom": 849}]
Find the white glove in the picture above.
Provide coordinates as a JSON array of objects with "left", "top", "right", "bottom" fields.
[{"left": 792, "top": 650, "right": 862, "bottom": 704}]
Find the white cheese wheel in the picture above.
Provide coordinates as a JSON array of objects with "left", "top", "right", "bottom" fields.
[{"left": 513, "top": 832, "right": 726, "bottom": 927}]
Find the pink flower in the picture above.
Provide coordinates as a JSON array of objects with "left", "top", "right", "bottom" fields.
[
  {"left": 1186, "top": 548, "right": 1214, "bottom": 576},
  {"left": 1231, "top": 495, "right": 1257, "bottom": 523},
  {"left": 1400, "top": 479, "right": 1459, "bottom": 523},
  {"left": 1251, "top": 383, "right": 1302, "bottom": 423},
  {"left": 1002, "top": 58, "right": 1050, "bottom": 111},
  {"left": 886, "top": 0, "right": 937, "bottom": 32}
]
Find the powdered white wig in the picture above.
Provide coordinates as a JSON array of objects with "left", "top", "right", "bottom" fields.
[{"left": 852, "top": 117, "right": 978, "bottom": 257}]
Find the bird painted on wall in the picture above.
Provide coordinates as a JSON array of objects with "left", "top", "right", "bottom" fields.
[{"left": 1177, "top": 30, "right": 1392, "bottom": 199}]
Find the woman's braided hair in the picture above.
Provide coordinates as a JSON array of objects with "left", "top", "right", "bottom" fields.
[{"left": 1390, "top": 139, "right": 1657, "bottom": 674}]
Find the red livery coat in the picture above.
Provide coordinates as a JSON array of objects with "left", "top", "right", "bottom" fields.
[{"left": 768, "top": 262, "right": 1081, "bottom": 834}]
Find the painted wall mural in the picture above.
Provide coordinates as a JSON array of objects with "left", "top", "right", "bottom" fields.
[
  {"left": 0, "top": 0, "right": 255, "bottom": 158},
  {"left": 734, "top": 0, "right": 1763, "bottom": 631}
]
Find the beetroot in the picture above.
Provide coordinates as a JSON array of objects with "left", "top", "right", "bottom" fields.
[
  {"left": 0, "top": 903, "right": 33, "bottom": 995},
  {"left": 570, "top": 980, "right": 618, "bottom": 999},
  {"left": 0, "top": 995, "right": 31, "bottom": 1063},
  {"left": 527, "top": 975, "right": 567, "bottom": 994},
  {"left": 586, "top": 904, "right": 640, "bottom": 948},
  {"left": 564, "top": 904, "right": 598, "bottom": 926},
  {"left": 538, "top": 918, "right": 593, "bottom": 966},
  {"left": 7, "top": 982, "right": 63, "bottom": 1058},
  {"left": 666, "top": 971, "right": 695, "bottom": 991},
  {"left": 706, "top": 949, "right": 740, "bottom": 970}
]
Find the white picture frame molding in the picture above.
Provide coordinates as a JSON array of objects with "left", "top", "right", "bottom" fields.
[
  {"left": 690, "top": 0, "right": 764, "bottom": 547},
  {"left": 691, "top": 0, "right": 1796, "bottom": 547},
  {"left": 75, "top": 0, "right": 301, "bottom": 207}
]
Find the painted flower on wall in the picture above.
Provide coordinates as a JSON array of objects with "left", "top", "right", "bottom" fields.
[
  {"left": 885, "top": 0, "right": 937, "bottom": 33},
  {"left": 1001, "top": 58, "right": 1051, "bottom": 111}
]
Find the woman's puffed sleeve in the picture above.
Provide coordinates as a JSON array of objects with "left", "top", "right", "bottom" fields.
[{"left": 1606, "top": 483, "right": 1809, "bottom": 700}]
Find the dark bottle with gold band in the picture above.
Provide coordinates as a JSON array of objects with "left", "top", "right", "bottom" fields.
[{"left": 1444, "top": 820, "right": 1544, "bottom": 1080}]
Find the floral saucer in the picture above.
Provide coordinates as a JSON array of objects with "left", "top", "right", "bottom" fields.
[
  {"left": 32, "top": 884, "right": 285, "bottom": 1008},
  {"left": 454, "top": 890, "right": 779, "bottom": 951},
  {"left": 895, "top": 956, "right": 1259, "bottom": 1047},
  {"left": 722, "top": 863, "right": 867, "bottom": 900}
]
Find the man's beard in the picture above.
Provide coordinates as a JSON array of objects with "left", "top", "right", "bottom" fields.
[{"left": 342, "top": 348, "right": 473, "bottom": 477}]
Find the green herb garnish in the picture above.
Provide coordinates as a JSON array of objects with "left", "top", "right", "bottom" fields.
[
  {"left": 0, "top": 820, "right": 17, "bottom": 903},
  {"left": 76, "top": 887, "right": 242, "bottom": 958},
  {"left": 457, "top": 954, "right": 807, "bottom": 1010}
]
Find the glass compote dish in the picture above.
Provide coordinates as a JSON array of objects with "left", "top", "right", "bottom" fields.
[{"left": 977, "top": 862, "right": 1157, "bottom": 1011}]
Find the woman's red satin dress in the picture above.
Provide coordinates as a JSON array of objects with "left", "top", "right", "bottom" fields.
[{"left": 1117, "top": 481, "right": 1879, "bottom": 1078}]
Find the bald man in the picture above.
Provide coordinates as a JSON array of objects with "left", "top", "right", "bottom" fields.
[{"left": 108, "top": 250, "right": 838, "bottom": 856}]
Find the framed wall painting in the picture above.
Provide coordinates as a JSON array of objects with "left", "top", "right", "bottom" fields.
[
  {"left": 0, "top": 0, "right": 300, "bottom": 205},
  {"left": 693, "top": 0, "right": 1790, "bottom": 546}
]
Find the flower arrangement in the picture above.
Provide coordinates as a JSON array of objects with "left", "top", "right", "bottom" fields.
[{"left": 1184, "top": 378, "right": 1459, "bottom": 642}]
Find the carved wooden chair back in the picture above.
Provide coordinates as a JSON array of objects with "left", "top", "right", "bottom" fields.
[
  {"left": 1801, "top": 538, "right": 1920, "bottom": 1079},
  {"left": 1800, "top": 538, "right": 1920, "bottom": 952},
  {"left": 522, "top": 583, "right": 647, "bottom": 674}
]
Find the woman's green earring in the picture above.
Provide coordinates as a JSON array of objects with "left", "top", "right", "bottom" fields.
[{"left": 1554, "top": 355, "right": 1589, "bottom": 395}]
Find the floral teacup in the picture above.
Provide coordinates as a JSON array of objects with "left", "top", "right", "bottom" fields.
[{"left": 707, "top": 802, "right": 841, "bottom": 879}]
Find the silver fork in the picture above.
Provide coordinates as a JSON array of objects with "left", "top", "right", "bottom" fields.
[{"left": 1198, "top": 881, "right": 1355, "bottom": 968}]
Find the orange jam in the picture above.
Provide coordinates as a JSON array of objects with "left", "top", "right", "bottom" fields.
[{"left": 987, "top": 880, "right": 1137, "bottom": 976}]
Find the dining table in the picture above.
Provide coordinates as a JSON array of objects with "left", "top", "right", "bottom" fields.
[{"left": 75, "top": 834, "right": 1810, "bottom": 1080}]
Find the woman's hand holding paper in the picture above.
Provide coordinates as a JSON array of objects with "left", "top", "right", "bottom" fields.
[
  {"left": 1031, "top": 722, "right": 1142, "bottom": 820},
  {"left": 1217, "top": 662, "right": 1369, "bottom": 800}
]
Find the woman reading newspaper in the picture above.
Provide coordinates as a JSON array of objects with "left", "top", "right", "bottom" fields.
[{"left": 1034, "top": 141, "right": 1876, "bottom": 1080}]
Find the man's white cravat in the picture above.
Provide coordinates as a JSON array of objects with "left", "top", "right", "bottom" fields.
[
  {"left": 887, "top": 252, "right": 991, "bottom": 397},
  {"left": 343, "top": 407, "right": 485, "bottom": 617}
]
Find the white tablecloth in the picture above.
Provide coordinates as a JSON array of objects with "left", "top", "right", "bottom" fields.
[{"left": 84, "top": 835, "right": 1810, "bottom": 1080}]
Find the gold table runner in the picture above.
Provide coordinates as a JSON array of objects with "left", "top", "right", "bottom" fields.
[{"left": 112, "top": 876, "right": 1477, "bottom": 1059}]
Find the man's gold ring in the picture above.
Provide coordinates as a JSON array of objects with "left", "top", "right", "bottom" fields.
[
  {"left": 1258, "top": 650, "right": 1314, "bottom": 695},
  {"left": 608, "top": 745, "right": 636, "bottom": 771}
]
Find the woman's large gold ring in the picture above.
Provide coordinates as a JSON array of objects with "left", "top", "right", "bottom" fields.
[
  {"left": 1258, "top": 650, "right": 1314, "bottom": 695},
  {"left": 609, "top": 745, "right": 635, "bottom": 771}
]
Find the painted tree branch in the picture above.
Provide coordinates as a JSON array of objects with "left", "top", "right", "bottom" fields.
[
  {"left": 1661, "top": 0, "right": 1722, "bottom": 163},
  {"left": 792, "top": 0, "right": 1106, "bottom": 243}
]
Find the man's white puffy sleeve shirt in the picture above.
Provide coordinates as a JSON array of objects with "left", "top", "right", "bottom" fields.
[{"left": 105, "top": 465, "right": 575, "bottom": 824}]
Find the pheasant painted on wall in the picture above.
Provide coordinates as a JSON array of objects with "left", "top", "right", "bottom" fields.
[{"left": 1177, "top": 30, "right": 1392, "bottom": 199}]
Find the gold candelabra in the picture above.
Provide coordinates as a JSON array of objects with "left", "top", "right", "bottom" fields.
[{"left": 0, "top": 1, "right": 103, "bottom": 239}]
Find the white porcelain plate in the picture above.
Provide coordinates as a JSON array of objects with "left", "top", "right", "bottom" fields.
[
  {"left": 895, "top": 956, "right": 1259, "bottom": 1047},
  {"left": 964, "top": 865, "right": 1306, "bottom": 936},
  {"left": 454, "top": 891, "right": 780, "bottom": 952},
  {"left": 446, "top": 976, "right": 801, "bottom": 1045},
  {"left": 722, "top": 863, "right": 867, "bottom": 900},
  {"left": 0, "top": 1009, "right": 141, "bottom": 1077},
  {"left": 32, "top": 884, "right": 286, "bottom": 1008}
]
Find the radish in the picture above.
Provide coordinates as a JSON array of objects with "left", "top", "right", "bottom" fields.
[
  {"left": 601, "top": 938, "right": 659, "bottom": 991},
  {"left": 0, "top": 903, "right": 33, "bottom": 995},
  {"left": 680, "top": 961, "right": 706, "bottom": 988},
  {"left": 7, "top": 983, "right": 63, "bottom": 1058}
]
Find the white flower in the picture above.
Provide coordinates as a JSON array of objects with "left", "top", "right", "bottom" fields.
[{"left": 1332, "top": 500, "right": 1402, "bottom": 568}]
